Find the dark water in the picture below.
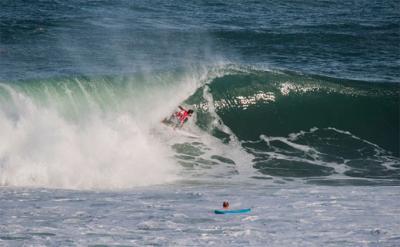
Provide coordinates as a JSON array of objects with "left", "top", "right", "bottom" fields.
[{"left": 1, "top": 0, "right": 399, "bottom": 81}]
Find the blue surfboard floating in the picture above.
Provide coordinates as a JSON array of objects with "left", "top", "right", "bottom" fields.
[{"left": 214, "top": 208, "right": 251, "bottom": 214}]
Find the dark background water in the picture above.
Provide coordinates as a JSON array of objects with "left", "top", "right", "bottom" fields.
[{"left": 1, "top": 0, "right": 399, "bottom": 82}]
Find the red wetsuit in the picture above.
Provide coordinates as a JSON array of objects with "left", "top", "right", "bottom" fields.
[{"left": 175, "top": 110, "right": 190, "bottom": 124}]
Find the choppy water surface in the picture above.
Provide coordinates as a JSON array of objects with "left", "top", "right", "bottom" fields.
[{"left": 1, "top": 184, "right": 399, "bottom": 246}]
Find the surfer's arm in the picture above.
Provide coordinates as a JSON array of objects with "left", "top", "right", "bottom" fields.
[{"left": 178, "top": 105, "right": 186, "bottom": 111}]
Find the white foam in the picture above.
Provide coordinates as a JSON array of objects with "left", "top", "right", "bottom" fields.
[
  {"left": 0, "top": 84, "right": 181, "bottom": 189},
  {"left": 258, "top": 131, "right": 352, "bottom": 177},
  {"left": 201, "top": 85, "right": 255, "bottom": 178}
]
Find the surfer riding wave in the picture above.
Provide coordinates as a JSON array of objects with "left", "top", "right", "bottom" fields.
[{"left": 162, "top": 106, "right": 194, "bottom": 129}]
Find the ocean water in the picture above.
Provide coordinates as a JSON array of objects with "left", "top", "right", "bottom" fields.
[{"left": 0, "top": 0, "right": 399, "bottom": 246}]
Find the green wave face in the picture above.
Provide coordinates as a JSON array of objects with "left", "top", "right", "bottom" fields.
[
  {"left": 188, "top": 69, "right": 400, "bottom": 183},
  {"left": 203, "top": 70, "right": 399, "bottom": 155},
  {"left": 0, "top": 72, "right": 191, "bottom": 121}
]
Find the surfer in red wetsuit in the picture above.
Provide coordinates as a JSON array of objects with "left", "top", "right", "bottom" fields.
[
  {"left": 162, "top": 105, "right": 194, "bottom": 128},
  {"left": 175, "top": 106, "right": 194, "bottom": 127}
]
